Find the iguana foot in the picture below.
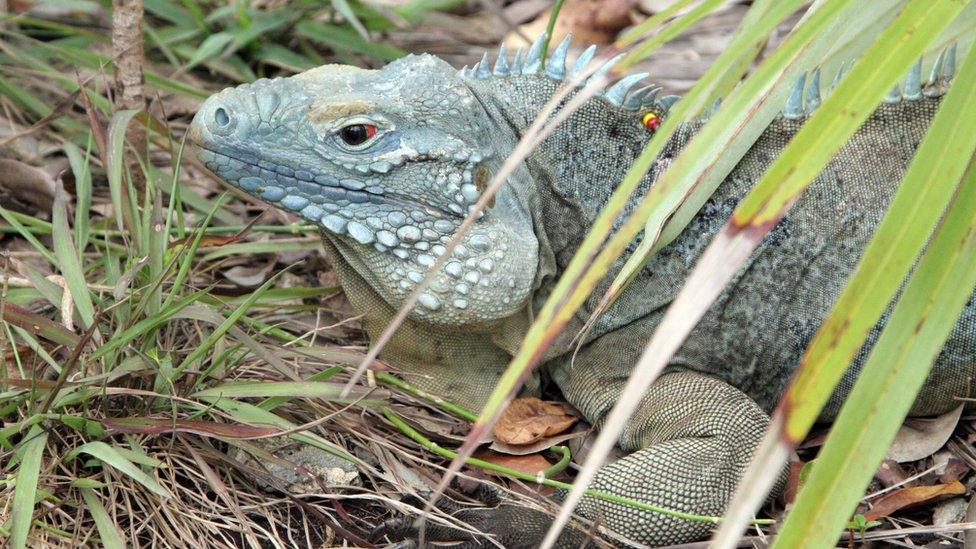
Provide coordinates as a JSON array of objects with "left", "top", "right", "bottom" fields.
[{"left": 370, "top": 483, "right": 594, "bottom": 548}]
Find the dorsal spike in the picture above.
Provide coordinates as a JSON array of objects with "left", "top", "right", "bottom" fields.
[
  {"left": 928, "top": 45, "right": 948, "bottom": 85},
  {"left": 475, "top": 52, "right": 491, "bottom": 78},
  {"left": 805, "top": 68, "right": 821, "bottom": 114},
  {"left": 546, "top": 34, "right": 572, "bottom": 80},
  {"left": 902, "top": 59, "right": 922, "bottom": 99},
  {"left": 622, "top": 85, "right": 660, "bottom": 110},
  {"left": 587, "top": 53, "right": 625, "bottom": 86},
  {"left": 645, "top": 87, "right": 661, "bottom": 106},
  {"left": 511, "top": 47, "right": 524, "bottom": 74},
  {"left": 523, "top": 34, "right": 548, "bottom": 74},
  {"left": 943, "top": 42, "right": 957, "bottom": 78},
  {"left": 831, "top": 61, "right": 850, "bottom": 91},
  {"left": 657, "top": 95, "right": 680, "bottom": 112},
  {"left": 710, "top": 97, "right": 722, "bottom": 115},
  {"left": 883, "top": 82, "right": 901, "bottom": 103},
  {"left": 784, "top": 72, "right": 806, "bottom": 119},
  {"left": 571, "top": 45, "right": 598, "bottom": 80},
  {"left": 494, "top": 44, "right": 510, "bottom": 76},
  {"left": 459, "top": 65, "right": 469, "bottom": 77},
  {"left": 604, "top": 73, "right": 649, "bottom": 105}
]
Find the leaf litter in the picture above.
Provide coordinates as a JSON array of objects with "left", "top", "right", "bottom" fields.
[{"left": 0, "top": 0, "right": 974, "bottom": 547}]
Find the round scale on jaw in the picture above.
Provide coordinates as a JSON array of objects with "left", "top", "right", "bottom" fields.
[
  {"left": 445, "top": 262, "right": 463, "bottom": 277},
  {"left": 418, "top": 292, "right": 441, "bottom": 310},
  {"left": 376, "top": 230, "right": 398, "bottom": 247},
  {"left": 469, "top": 234, "right": 491, "bottom": 251},
  {"left": 282, "top": 195, "right": 309, "bottom": 211},
  {"left": 388, "top": 212, "right": 408, "bottom": 226},
  {"left": 460, "top": 184, "right": 480, "bottom": 203},
  {"left": 396, "top": 225, "right": 421, "bottom": 242},
  {"left": 322, "top": 215, "right": 348, "bottom": 234},
  {"left": 346, "top": 221, "right": 374, "bottom": 245},
  {"left": 262, "top": 186, "right": 287, "bottom": 201},
  {"left": 240, "top": 176, "right": 263, "bottom": 191},
  {"left": 301, "top": 205, "right": 324, "bottom": 219}
]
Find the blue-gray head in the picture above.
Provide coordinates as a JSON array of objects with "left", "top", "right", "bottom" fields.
[{"left": 188, "top": 54, "right": 539, "bottom": 326}]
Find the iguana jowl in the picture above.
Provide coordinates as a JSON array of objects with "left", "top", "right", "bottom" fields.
[{"left": 187, "top": 34, "right": 973, "bottom": 546}]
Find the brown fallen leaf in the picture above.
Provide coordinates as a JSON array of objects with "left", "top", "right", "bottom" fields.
[
  {"left": 0, "top": 158, "right": 56, "bottom": 213},
  {"left": 505, "top": 0, "right": 637, "bottom": 48},
  {"left": 493, "top": 397, "right": 578, "bottom": 445},
  {"left": 864, "top": 480, "right": 967, "bottom": 521},
  {"left": 886, "top": 405, "right": 963, "bottom": 463},
  {"left": 781, "top": 460, "right": 807, "bottom": 505},
  {"left": 2, "top": 302, "right": 79, "bottom": 347},
  {"left": 472, "top": 448, "right": 553, "bottom": 476},
  {"left": 938, "top": 457, "right": 970, "bottom": 484},
  {"left": 491, "top": 424, "right": 589, "bottom": 455},
  {"left": 876, "top": 459, "right": 911, "bottom": 489}
]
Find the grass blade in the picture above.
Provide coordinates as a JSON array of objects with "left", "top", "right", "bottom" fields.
[
  {"left": 2, "top": 303, "right": 80, "bottom": 347},
  {"left": 66, "top": 441, "right": 171, "bottom": 498},
  {"left": 714, "top": 24, "right": 976, "bottom": 547},
  {"left": 8, "top": 425, "right": 48, "bottom": 549},
  {"left": 105, "top": 110, "right": 142, "bottom": 244},
  {"left": 191, "top": 381, "right": 376, "bottom": 401},
  {"left": 540, "top": 0, "right": 967, "bottom": 545},
  {"left": 51, "top": 182, "right": 96, "bottom": 329},
  {"left": 79, "top": 488, "right": 125, "bottom": 549},
  {"left": 774, "top": 154, "right": 976, "bottom": 548},
  {"left": 171, "top": 270, "right": 284, "bottom": 377}
]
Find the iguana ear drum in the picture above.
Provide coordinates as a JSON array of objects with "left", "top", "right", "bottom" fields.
[{"left": 475, "top": 164, "right": 494, "bottom": 208}]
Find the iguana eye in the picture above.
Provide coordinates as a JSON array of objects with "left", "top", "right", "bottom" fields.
[{"left": 338, "top": 123, "right": 377, "bottom": 146}]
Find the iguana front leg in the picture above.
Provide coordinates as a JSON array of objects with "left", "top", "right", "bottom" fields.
[
  {"left": 373, "top": 372, "right": 771, "bottom": 547},
  {"left": 567, "top": 372, "right": 772, "bottom": 546}
]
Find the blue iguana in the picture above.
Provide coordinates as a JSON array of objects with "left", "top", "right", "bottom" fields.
[{"left": 187, "top": 34, "right": 972, "bottom": 546}]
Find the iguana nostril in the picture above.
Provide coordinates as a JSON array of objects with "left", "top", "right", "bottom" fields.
[{"left": 214, "top": 107, "right": 230, "bottom": 127}]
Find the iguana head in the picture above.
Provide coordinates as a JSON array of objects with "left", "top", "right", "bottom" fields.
[{"left": 188, "top": 54, "right": 539, "bottom": 326}]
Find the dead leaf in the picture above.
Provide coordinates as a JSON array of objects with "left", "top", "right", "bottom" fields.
[
  {"left": 490, "top": 424, "right": 589, "bottom": 455},
  {"left": 886, "top": 405, "right": 963, "bottom": 463},
  {"left": 939, "top": 458, "right": 971, "bottom": 484},
  {"left": 2, "top": 302, "right": 79, "bottom": 347},
  {"left": 781, "top": 460, "right": 806, "bottom": 505},
  {"left": 472, "top": 448, "right": 553, "bottom": 476},
  {"left": 864, "top": 481, "right": 966, "bottom": 521},
  {"left": 933, "top": 497, "right": 969, "bottom": 526},
  {"left": 493, "top": 397, "right": 579, "bottom": 445},
  {"left": 876, "top": 459, "right": 911, "bottom": 488},
  {"left": 505, "top": 0, "right": 637, "bottom": 48},
  {"left": 222, "top": 262, "right": 275, "bottom": 287},
  {"left": 0, "top": 158, "right": 56, "bottom": 212}
]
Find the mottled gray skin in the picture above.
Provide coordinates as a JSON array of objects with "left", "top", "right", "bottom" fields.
[{"left": 189, "top": 50, "right": 974, "bottom": 547}]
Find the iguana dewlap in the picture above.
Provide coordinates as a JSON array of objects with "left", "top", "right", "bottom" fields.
[{"left": 187, "top": 35, "right": 973, "bottom": 546}]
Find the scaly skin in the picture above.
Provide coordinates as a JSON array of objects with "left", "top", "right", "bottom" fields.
[{"left": 188, "top": 37, "right": 974, "bottom": 547}]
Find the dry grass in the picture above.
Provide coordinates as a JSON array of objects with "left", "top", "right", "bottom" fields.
[{"left": 0, "top": 1, "right": 974, "bottom": 548}]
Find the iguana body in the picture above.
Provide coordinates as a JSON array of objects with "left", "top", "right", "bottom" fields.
[{"left": 188, "top": 36, "right": 972, "bottom": 546}]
